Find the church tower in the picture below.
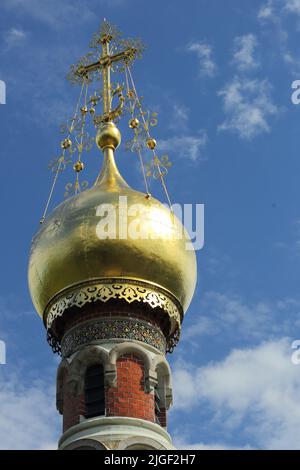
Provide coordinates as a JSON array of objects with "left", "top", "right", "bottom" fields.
[{"left": 28, "top": 21, "right": 197, "bottom": 451}]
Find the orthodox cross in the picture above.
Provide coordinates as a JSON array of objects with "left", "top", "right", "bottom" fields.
[{"left": 75, "top": 21, "right": 140, "bottom": 124}]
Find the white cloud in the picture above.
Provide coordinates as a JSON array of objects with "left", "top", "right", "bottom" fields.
[
  {"left": 0, "top": 0, "right": 125, "bottom": 29},
  {"left": 284, "top": 0, "right": 300, "bottom": 15},
  {"left": 169, "top": 103, "right": 189, "bottom": 131},
  {"left": 183, "top": 291, "right": 300, "bottom": 343},
  {"left": 0, "top": 373, "right": 59, "bottom": 449},
  {"left": 257, "top": 1, "right": 300, "bottom": 73},
  {"left": 0, "top": 32, "right": 82, "bottom": 125},
  {"left": 281, "top": 49, "right": 300, "bottom": 74},
  {"left": 158, "top": 131, "right": 208, "bottom": 162},
  {"left": 175, "top": 438, "right": 252, "bottom": 450},
  {"left": 218, "top": 77, "right": 278, "bottom": 139},
  {"left": 206, "top": 252, "right": 234, "bottom": 277},
  {"left": 232, "top": 34, "right": 259, "bottom": 71},
  {"left": 1, "top": 0, "right": 97, "bottom": 29},
  {"left": 4, "top": 28, "right": 27, "bottom": 49},
  {"left": 259, "top": 0, "right": 300, "bottom": 19},
  {"left": 258, "top": 0, "right": 275, "bottom": 20},
  {"left": 187, "top": 42, "right": 217, "bottom": 77},
  {"left": 283, "top": 51, "right": 297, "bottom": 65},
  {"left": 173, "top": 338, "right": 300, "bottom": 449}
]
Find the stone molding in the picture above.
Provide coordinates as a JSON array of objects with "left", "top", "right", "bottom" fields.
[
  {"left": 45, "top": 279, "right": 182, "bottom": 333},
  {"left": 58, "top": 416, "right": 175, "bottom": 450}
]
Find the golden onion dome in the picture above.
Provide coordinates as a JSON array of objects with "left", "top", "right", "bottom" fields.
[{"left": 28, "top": 123, "right": 197, "bottom": 326}]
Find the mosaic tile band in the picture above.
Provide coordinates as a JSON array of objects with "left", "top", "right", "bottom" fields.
[{"left": 61, "top": 317, "right": 167, "bottom": 357}]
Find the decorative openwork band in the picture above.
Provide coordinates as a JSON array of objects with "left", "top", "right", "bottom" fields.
[
  {"left": 45, "top": 279, "right": 182, "bottom": 332},
  {"left": 61, "top": 317, "right": 167, "bottom": 357}
]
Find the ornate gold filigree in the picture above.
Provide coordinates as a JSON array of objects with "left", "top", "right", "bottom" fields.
[
  {"left": 125, "top": 108, "right": 159, "bottom": 153},
  {"left": 67, "top": 20, "right": 145, "bottom": 86},
  {"left": 48, "top": 155, "right": 72, "bottom": 173},
  {"left": 48, "top": 114, "right": 93, "bottom": 180},
  {"left": 64, "top": 180, "right": 89, "bottom": 198},
  {"left": 93, "top": 84, "right": 125, "bottom": 125},
  {"left": 146, "top": 154, "right": 172, "bottom": 179},
  {"left": 45, "top": 280, "right": 182, "bottom": 332},
  {"left": 67, "top": 54, "right": 99, "bottom": 85}
]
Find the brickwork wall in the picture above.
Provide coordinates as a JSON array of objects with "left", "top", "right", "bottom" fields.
[
  {"left": 62, "top": 388, "right": 81, "bottom": 432},
  {"left": 106, "top": 354, "right": 155, "bottom": 422},
  {"left": 155, "top": 407, "right": 167, "bottom": 428}
]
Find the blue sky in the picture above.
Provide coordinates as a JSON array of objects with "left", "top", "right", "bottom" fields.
[{"left": 1, "top": 0, "right": 300, "bottom": 450}]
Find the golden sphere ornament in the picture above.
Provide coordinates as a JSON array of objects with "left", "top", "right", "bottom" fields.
[
  {"left": 129, "top": 118, "right": 139, "bottom": 129},
  {"left": 127, "top": 89, "right": 135, "bottom": 99},
  {"left": 89, "top": 107, "right": 96, "bottom": 115},
  {"left": 73, "top": 160, "right": 84, "bottom": 172},
  {"left": 146, "top": 137, "right": 156, "bottom": 150},
  {"left": 96, "top": 122, "right": 121, "bottom": 151},
  {"left": 90, "top": 94, "right": 98, "bottom": 106},
  {"left": 61, "top": 138, "right": 72, "bottom": 150}
]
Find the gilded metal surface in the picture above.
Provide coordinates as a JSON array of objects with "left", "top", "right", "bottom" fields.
[
  {"left": 73, "top": 161, "right": 84, "bottom": 172},
  {"left": 61, "top": 317, "right": 167, "bottom": 357},
  {"left": 96, "top": 122, "right": 121, "bottom": 150},
  {"left": 68, "top": 20, "right": 144, "bottom": 83},
  {"left": 45, "top": 279, "right": 181, "bottom": 332},
  {"left": 28, "top": 147, "right": 197, "bottom": 321},
  {"left": 146, "top": 138, "right": 156, "bottom": 150},
  {"left": 64, "top": 179, "right": 88, "bottom": 198}
]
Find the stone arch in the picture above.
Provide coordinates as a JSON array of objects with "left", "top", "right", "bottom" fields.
[
  {"left": 68, "top": 345, "right": 114, "bottom": 396},
  {"left": 56, "top": 359, "right": 70, "bottom": 414},
  {"left": 109, "top": 342, "right": 155, "bottom": 392},
  {"left": 153, "top": 356, "right": 173, "bottom": 408},
  {"left": 63, "top": 438, "right": 107, "bottom": 450},
  {"left": 118, "top": 436, "right": 167, "bottom": 450}
]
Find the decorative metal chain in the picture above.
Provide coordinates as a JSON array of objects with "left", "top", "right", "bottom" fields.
[
  {"left": 125, "top": 64, "right": 173, "bottom": 208},
  {"left": 40, "top": 81, "right": 85, "bottom": 224},
  {"left": 124, "top": 66, "right": 150, "bottom": 196}
]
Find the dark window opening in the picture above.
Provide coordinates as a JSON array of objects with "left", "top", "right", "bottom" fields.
[{"left": 84, "top": 364, "right": 105, "bottom": 418}]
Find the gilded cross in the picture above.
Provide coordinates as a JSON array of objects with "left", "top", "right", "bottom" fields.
[{"left": 76, "top": 23, "right": 138, "bottom": 123}]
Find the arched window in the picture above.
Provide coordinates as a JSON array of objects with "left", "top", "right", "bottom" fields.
[{"left": 84, "top": 364, "right": 105, "bottom": 418}]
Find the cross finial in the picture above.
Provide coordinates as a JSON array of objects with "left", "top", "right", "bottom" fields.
[{"left": 68, "top": 20, "right": 144, "bottom": 126}]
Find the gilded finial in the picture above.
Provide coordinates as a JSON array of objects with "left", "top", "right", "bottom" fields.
[
  {"left": 73, "top": 161, "right": 84, "bottom": 172},
  {"left": 96, "top": 122, "right": 121, "bottom": 151},
  {"left": 40, "top": 20, "right": 174, "bottom": 224}
]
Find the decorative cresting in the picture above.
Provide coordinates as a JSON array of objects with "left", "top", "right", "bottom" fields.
[
  {"left": 61, "top": 317, "right": 167, "bottom": 358},
  {"left": 45, "top": 280, "right": 182, "bottom": 331}
]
